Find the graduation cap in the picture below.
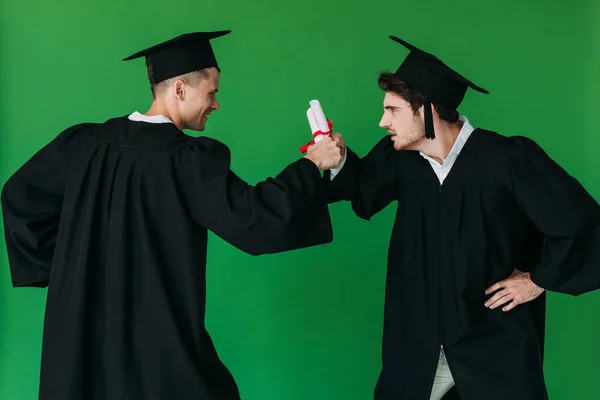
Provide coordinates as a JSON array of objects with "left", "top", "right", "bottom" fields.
[
  {"left": 123, "top": 30, "right": 231, "bottom": 84},
  {"left": 389, "top": 36, "right": 489, "bottom": 139}
]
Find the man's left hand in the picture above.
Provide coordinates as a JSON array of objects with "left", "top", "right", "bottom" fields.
[{"left": 484, "top": 269, "right": 545, "bottom": 312}]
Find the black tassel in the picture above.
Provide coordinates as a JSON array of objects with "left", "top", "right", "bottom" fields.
[{"left": 424, "top": 97, "right": 435, "bottom": 140}]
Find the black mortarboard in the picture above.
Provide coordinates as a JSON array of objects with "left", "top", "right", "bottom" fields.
[
  {"left": 389, "top": 36, "right": 489, "bottom": 139},
  {"left": 123, "top": 30, "right": 231, "bottom": 84}
]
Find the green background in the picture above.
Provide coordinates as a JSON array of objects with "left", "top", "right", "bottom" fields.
[{"left": 1, "top": 0, "right": 599, "bottom": 399}]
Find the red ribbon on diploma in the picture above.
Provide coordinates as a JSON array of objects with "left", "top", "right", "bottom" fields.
[{"left": 299, "top": 120, "right": 333, "bottom": 153}]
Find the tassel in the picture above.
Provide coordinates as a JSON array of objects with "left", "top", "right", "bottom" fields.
[{"left": 424, "top": 97, "right": 435, "bottom": 140}]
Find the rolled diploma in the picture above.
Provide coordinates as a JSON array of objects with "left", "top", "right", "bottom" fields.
[
  {"left": 309, "top": 99, "right": 329, "bottom": 142},
  {"left": 307, "top": 107, "right": 320, "bottom": 134}
]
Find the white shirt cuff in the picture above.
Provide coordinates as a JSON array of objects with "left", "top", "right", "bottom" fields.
[{"left": 329, "top": 147, "right": 347, "bottom": 180}]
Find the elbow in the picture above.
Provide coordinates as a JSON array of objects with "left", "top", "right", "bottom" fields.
[
  {"left": 0, "top": 178, "right": 13, "bottom": 208},
  {"left": 356, "top": 212, "right": 373, "bottom": 222},
  {"left": 352, "top": 202, "right": 374, "bottom": 221},
  {"left": 244, "top": 247, "right": 265, "bottom": 256}
]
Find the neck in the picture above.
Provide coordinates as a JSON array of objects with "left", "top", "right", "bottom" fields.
[
  {"left": 417, "top": 120, "right": 463, "bottom": 164},
  {"left": 145, "top": 99, "right": 184, "bottom": 130}
]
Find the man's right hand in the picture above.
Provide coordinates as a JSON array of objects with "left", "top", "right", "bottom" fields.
[{"left": 304, "top": 136, "right": 344, "bottom": 170}]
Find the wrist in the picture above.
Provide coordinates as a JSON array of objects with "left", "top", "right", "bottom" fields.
[
  {"left": 303, "top": 154, "right": 322, "bottom": 170},
  {"left": 527, "top": 273, "right": 545, "bottom": 292}
]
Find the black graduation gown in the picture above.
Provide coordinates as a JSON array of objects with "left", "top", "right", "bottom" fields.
[
  {"left": 325, "top": 128, "right": 600, "bottom": 400},
  {"left": 1, "top": 116, "right": 333, "bottom": 400}
]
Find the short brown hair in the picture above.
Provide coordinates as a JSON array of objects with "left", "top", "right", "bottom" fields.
[
  {"left": 378, "top": 72, "right": 459, "bottom": 123},
  {"left": 150, "top": 68, "right": 215, "bottom": 99}
]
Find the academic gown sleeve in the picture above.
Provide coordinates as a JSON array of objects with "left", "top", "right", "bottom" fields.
[
  {"left": 503, "top": 136, "right": 600, "bottom": 296},
  {"left": 176, "top": 137, "right": 333, "bottom": 255},
  {"left": 324, "top": 136, "right": 398, "bottom": 220},
  {"left": 1, "top": 124, "right": 87, "bottom": 288}
]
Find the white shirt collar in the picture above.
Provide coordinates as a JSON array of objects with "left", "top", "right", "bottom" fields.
[
  {"left": 128, "top": 111, "right": 174, "bottom": 124},
  {"left": 419, "top": 116, "right": 474, "bottom": 164}
]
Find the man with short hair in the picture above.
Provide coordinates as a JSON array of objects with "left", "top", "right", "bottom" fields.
[
  {"left": 327, "top": 36, "right": 600, "bottom": 400},
  {"left": 1, "top": 30, "right": 344, "bottom": 400}
]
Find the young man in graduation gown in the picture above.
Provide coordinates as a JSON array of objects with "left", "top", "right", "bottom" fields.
[
  {"left": 326, "top": 36, "right": 600, "bottom": 400},
  {"left": 1, "top": 30, "right": 344, "bottom": 400}
]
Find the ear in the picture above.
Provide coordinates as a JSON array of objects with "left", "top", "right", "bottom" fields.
[
  {"left": 173, "top": 80, "right": 185, "bottom": 101},
  {"left": 417, "top": 103, "right": 436, "bottom": 119},
  {"left": 430, "top": 102, "right": 437, "bottom": 117}
]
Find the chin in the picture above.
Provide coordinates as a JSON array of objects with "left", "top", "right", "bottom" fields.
[
  {"left": 392, "top": 134, "right": 424, "bottom": 151},
  {"left": 391, "top": 138, "right": 407, "bottom": 151},
  {"left": 191, "top": 122, "right": 206, "bottom": 132}
]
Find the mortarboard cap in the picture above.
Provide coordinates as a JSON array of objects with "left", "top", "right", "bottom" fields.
[
  {"left": 389, "top": 36, "right": 489, "bottom": 139},
  {"left": 123, "top": 30, "right": 231, "bottom": 84}
]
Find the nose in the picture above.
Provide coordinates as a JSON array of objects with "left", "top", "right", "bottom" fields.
[
  {"left": 379, "top": 114, "right": 388, "bottom": 129},
  {"left": 212, "top": 98, "right": 220, "bottom": 111}
]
